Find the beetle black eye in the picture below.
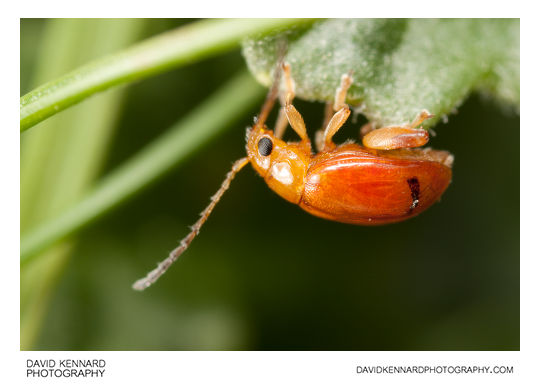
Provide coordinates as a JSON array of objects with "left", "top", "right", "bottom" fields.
[{"left": 257, "top": 137, "right": 273, "bottom": 156}]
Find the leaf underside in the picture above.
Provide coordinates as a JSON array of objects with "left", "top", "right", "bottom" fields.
[{"left": 242, "top": 19, "right": 519, "bottom": 129}]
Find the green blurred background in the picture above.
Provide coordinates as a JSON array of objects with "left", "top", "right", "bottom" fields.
[{"left": 21, "top": 19, "right": 519, "bottom": 350}]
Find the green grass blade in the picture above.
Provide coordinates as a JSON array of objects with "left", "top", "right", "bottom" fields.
[
  {"left": 20, "top": 18, "right": 314, "bottom": 132},
  {"left": 21, "top": 70, "right": 264, "bottom": 263},
  {"left": 21, "top": 19, "right": 146, "bottom": 349}
]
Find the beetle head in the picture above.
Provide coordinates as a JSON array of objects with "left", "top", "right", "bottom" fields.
[{"left": 246, "top": 125, "right": 311, "bottom": 204}]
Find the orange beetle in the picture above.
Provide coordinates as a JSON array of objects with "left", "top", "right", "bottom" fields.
[{"left": 133, "top": 63, "right": 453, "bottom": 290}]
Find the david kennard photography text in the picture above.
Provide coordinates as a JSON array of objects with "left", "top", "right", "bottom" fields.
[{"left": 26, "top": 359, "right": 106, "bottom": 378}]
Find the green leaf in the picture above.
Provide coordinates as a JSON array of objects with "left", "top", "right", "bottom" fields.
[
  {"left": 20, "top": 18, "right": 315, "bottom": 132},
  {"left": 242, "top": 19, "right": 519, "bottom": 128}
]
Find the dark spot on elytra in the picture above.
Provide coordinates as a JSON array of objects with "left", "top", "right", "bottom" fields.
[{"left": 407, "top": 177, "right": 420, "bottom": 212}]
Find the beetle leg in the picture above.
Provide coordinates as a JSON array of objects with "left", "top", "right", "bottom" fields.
[
  {"left": 421, "top": 148, "right": 455, "bottom": 168},
  {"left": 274, "top": 107, "right": 288, "bottom": 139},
  {"left": 257, "top": 61, "right": 293, "bottom": 137},
  {"left": 274, "top": 63, "right": 293, "bottom": 139},
  {"left": 284, "top": 97, "right": 309, "bottom": 142},
  {"left": 362, "top": 110, "right": 433, "bottom": 150},
  {"left": 410, "top": 110, "right": 435, "bottom": 129},
  {"left": 322, "top": 106, "right": 351, "bottom": 150},
  {"left": 282, "top": 62, "right": 296, "bottom": 102},
  {"left": 315, "top": 102, "right": 333, "bottom": 152},
  {"left": 255, "top": 61, "right": 283, "bottom": 129},
  {"left": 281, "top": 63, "right": 310, "bottom": 142},
  {"left": 334, "top": 72, "right": 353, "bottom": 111},
  {"left": 362, "top": 126, "right": 429, "bottom": 150},
  {"left": 359, "top": 121, "right": 376, "bottom": 138},
  {"left": 274, "top": 62, "right": 295, "bottom": 139},
  {"left": 317, "top": 73, "right": 353, "bottom": 151}
]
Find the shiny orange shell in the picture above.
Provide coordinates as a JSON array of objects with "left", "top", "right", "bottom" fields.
[{"left": 299, "top": 143, "right": 452, "bottom": 224}]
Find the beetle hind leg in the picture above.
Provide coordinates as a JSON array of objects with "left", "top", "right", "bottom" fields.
[{"left": 362, "top": 110, "right": 433, "bottom": 150}]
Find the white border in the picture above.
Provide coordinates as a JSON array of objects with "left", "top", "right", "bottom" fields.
[
  {"left": 19, "top": 351, "right": 522, "bottom": 383},
  {"left": 5, "top": 2, "right": 538, "bottom": 383},
  {"left": 11, "top": 0, "right": 524, "bottom": 18}
]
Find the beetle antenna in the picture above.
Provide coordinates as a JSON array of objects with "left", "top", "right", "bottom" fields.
[
  {"left": 256, "top": 41, "right": 288, "bottom": 128},
  {"left": 133, "top": 157, "right": 250, "bottom": 291}
]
